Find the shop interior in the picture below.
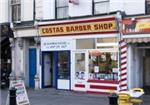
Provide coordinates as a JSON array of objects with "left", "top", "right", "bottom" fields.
[
  {"left": 75, "top": 37, "right": 119, "bottom": 81},
  {"left": 42, "top": 51, "right": 70, "bottom": 89}
]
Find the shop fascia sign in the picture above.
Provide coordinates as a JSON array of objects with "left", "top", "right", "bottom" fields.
[
  {"left": 41, "top": 38, "right": 72, "bottom": 51},
  {"left": 122, "top": 17, "right": 150, "bottom": 34},
  {"left": 39, "top": 17, "right": 117, "bottom": 36}
]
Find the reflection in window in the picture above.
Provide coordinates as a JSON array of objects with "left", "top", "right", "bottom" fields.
[
  {"left": 89, "top": 52, "right": 118, "bottom": 81},
  {"left": 58, "top": 51, "right": 70, "bottom": 79},
  {"left": 146, "top": 0, "right": 150, "bottom": 14},
  {"left": 94, "top": 0, "right": 109, "bottom": 15},
  {"left": 11, "top": 0, "right": 21, "bottom": 22},
  {"left": 75, "top": 53, "right": 85, "bottom": 80},
  {"left": 76, "top": 38, "right": 95, "bottom": 49},
  {"left": 56, "top": 0, "right": 69, "bottom": 19}
]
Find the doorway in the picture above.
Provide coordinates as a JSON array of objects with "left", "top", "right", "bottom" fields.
[
  {"left": 29, "top": 48, "right": 36, "bottom": 88},
  {"left": 73, "top": 50, "right": 88, "bottom": 91},
  {"left": 143, "top": 49, "right": 150, "bottom": 94},
  {"left": 42, "top": 52, "right": 54, "bottom": 88},
  {"left": 42, "top": 51, "right": 71, "bottom": 89}
]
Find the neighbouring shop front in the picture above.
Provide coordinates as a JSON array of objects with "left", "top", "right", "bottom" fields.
[
  {"left": 0, "top": 23, "right": 14, "bottom": 88},
  {"left": 39, "top": 16, "right": 121, "bottom": 93},
  {"left": 41, "top": 38, "right": 72, "bottom": 90},
  {"left": 122, "top": 16, "right": 150, "bottom": 94}
]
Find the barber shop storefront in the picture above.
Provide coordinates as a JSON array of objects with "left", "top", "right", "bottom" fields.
[
  {"left": 39, "top": 16, "right": 120, "bottom": 93},
  {"left": 122, "top": 16, "right": 150, "bottom": 94}
]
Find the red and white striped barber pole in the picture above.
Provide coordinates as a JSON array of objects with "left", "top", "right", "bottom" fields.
[{"left": 119, "top": 40, "right": 128, "bottom": 91}]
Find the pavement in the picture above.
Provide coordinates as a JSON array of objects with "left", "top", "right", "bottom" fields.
[{"left": 1, "top": 88, "right": 150, "bottom": 105}]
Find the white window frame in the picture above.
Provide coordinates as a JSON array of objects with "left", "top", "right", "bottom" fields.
[
  {"left": 94, "top": 0, "right": 109, "bottom": 15},
  {"left": 56, "top": 0, "right": 69, "bottom": 19},
  {"left": 11, "top": 0, "right": 21, "bottom": 22}
]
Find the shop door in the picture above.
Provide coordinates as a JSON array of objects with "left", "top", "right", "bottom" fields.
[
  {"left": 56, "top": 51, "right": 70, "bottom": 90},
  {"left": 73, "top": 50, "right": 88, "bottom": 91},
  {"left": 43, "top": 52, "right": 53, "bottom": 87},
  {"left": 29, "top": 48, "right": 36, "bottom": 88}
]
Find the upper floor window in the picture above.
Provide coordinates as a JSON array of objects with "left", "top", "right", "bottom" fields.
[
  {"left": 56, "top": 0, "right": 69, "bottom": 19},
  {"left": 146, "top": 0, "right": 150, "bottom": 14},
  {"left": 94, "top": 0, "right": 109, "bottom": 15},
  {"left": 11, "top": 0, "right": 21, "bottom": 22}
]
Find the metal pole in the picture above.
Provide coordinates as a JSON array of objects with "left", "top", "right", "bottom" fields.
[{"left": 9, "top": 87, "right": 16, "bottom": 105}]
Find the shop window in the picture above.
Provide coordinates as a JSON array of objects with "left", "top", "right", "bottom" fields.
[
  {"left": 88, "top": 37, "right": 118, "bottom": 81},
  {"left": 11, "top": 0, "right": 21, "bottom": 22},
  {"left": 76, "top": 39, "right": 95, "bottom": 49},
  {"left": 58, "top": 51, "right": 70, "bottom": 79},
  {"left": 56, "top": 0, "right": 69, "bottom": 19},
  {"left": 96, "top": 38, "right": 118, "bottom": 52},
  {"left": 146, "top": 0, "right": 150, "bottom": 14},
  {"left": 88, "top": 52, "right": 118, "bottom": 80},
  {"left": 94, "top": 0, "right": 109, "bottom": 15},
  {"left": 75, "top": 53, "right": 85, "bottom": 80}
]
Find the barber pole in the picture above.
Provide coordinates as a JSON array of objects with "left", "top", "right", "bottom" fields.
[{"left": 119, "top": 40, "right": 128, "bottom": 91}]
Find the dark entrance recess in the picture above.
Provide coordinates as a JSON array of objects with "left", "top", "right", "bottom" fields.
[{"left": 0, "top": 23, "right": 14, "bottom": 88}]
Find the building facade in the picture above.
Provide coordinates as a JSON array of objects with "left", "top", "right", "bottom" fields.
[{"left": 1, "top": 0, "right": 150, "bottom": 94}]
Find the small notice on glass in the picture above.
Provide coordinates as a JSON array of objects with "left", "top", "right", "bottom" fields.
[{"left": 94, "top": 66, "right": 99, "bottom": 73}]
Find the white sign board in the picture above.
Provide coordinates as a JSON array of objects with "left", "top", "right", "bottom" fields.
[
  {"left": 10, "top": 80, "right": 30, "bottom": 105},
  {"left": 41, "top": 37, "right": 72, "bottom": 51}
]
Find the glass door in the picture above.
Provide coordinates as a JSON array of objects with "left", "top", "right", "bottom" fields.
[
  {"left": 73, "top": 50, "right": 88, "bottom": 91},
  {"left": 57, "top": 51, "right": 70, "bottom": 90}
]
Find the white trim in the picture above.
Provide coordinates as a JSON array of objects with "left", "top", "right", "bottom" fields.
[
  {"left": 123, "top": 34, "right": 150, "bottom": 38},
  {"left": 38, "top": 15, "right": 116, "bottom": 25},
  {"left": 96, "top": 43, "right": 118, "bottom": 47},
  {"left": 88, "top": 83, "right": 118, "bottom": 87},
  {"left": 87, "top": 89, "right": 117, "bottom": 93}
]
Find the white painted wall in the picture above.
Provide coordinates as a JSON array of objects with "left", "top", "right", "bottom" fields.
[
  {"left": 124, "top": 0, "right": 145, "bottom": 15},
  {"left": 69, "top": 0, "right": 92, "bottom": 17},
  {"left": 110, "top": 0, "right": 145, "bottom": 15},
  {"left": 0, "top": 0, "right": 9, "bottom": 23},
  {"left": 35, "top": 0, "right": 55, "bottom": 20},
  {"left": 22, "top": 0, "right": 34, "bottom": 21},
  {"left": 24, "top": 40, "right": 29, "bottom": 87},
  {"left": 69, "top": 0, "right": 145, "bottom": 18},
  {"left": 14, "top": 28, "right": 37, "bottom": 38},
  {"left": 127, "top": 45, "right": 134, "bottom": 89},
  {"left": 110, "top": 0, "right": 124, "bottom": 12}
]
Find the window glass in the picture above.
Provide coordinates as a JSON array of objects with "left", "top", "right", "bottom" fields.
[
  {"left": 94, "top": 0, "right": 109, "bottom": 15},
  {"left": 56, "top": 0, "right": 69, "bottom": 19},
  {"left": 58, "top": 51, "right": 70, "bottom": 79},
  {"left": 96, "top": 38, "right": 118, "bottom": 52},
  {"left": 89, "top": 52, "right": 118, "bottom": 80},
  {"left": 76, "top": 39, "right": 95, "bottom": 49},
  {"left": 88, "top": 37, "right": 118, "bottom": 81},
  {"left": 75, "top": 53, "right": 85, "bottom": 80},
  {"left": 57, "top": 7, "right": 69, "bottom": 19},
  {"left": 11, "top": 0, "right": 21, "bottom": 22},
  {"left": 57, "top": 0, "right": 68, "bottom": 7},
  {"left": 146, "top": 0, "right": 150, "bottom": 14}
]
